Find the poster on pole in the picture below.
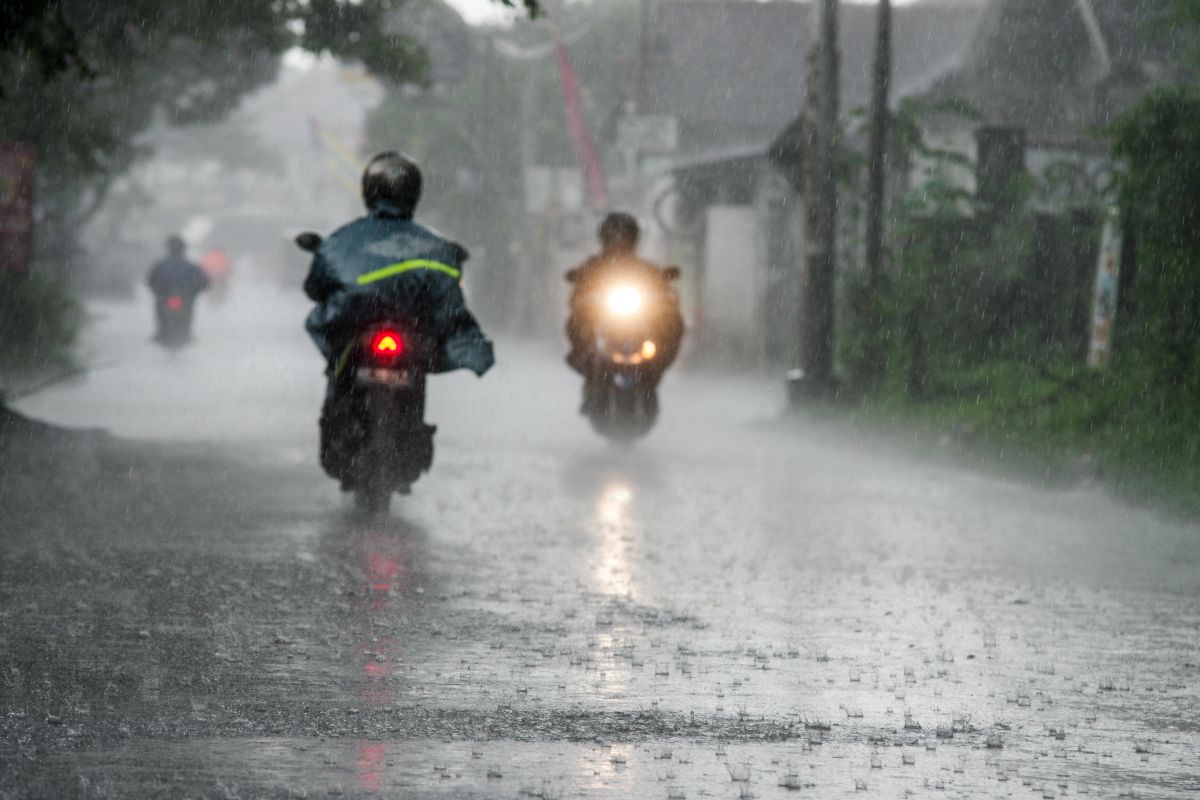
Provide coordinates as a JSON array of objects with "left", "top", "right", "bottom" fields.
[
  {"left": 1087, "top": 213, "right": 1123, "bottom": 369},
  {"left": 0, "top": 142, "right": 35, "bottom": 275}
]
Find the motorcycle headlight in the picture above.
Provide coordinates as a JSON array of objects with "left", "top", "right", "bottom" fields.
[{"left": 606, "top": 285, "right": 643, "bottom": 317}]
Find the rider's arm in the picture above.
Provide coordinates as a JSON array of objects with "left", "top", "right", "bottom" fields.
[
  {"left": 429, "top": 275, "right": 494, "bottom": 376},
  {"left": 303, "top": 251, "right": 341, "bottom": 302},
  {"left": 193, "top": 263, "right": 211, "bottom": 293},
  {"left": 431, "top": 277, "right": 479, "bottom": 336},
  {"left": 147, "top": 262, "right": 163, "bottom": 294}
]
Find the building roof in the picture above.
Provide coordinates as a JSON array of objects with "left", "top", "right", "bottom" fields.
[
  {"left": 925, "top": 0, "right": 1194, "bottom": 144},
  {"left": 644, "top": 0, "right": 987, "bottom": 156}
]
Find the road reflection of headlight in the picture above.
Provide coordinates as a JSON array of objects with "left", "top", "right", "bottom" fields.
[
  {"left": 598, "top": 482, "right": 633, "bottom": 526},
  {"left": 606, "top": 286, "right": 643, "bottom": 317},
  {"left": 594, "top": 481, "right": 636, "bottom": 599}
]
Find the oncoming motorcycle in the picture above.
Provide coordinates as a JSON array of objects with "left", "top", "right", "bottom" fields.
[{"left": 568, "top": 265, "right": 682, "bottom": 442}]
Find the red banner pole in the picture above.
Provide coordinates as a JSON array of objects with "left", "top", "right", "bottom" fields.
[
  {"left": 0, "top": 142, "right": 35, "bottom": 275},
  {"left": 548, "top": 30, "right": 608, "bottom": 210}
]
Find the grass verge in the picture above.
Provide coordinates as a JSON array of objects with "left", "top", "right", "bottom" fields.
[{"left": 832, "top": 359, "right": 1200, "bottom": 520}]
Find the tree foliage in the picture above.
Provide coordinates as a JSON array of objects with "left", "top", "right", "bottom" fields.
[
  {"left": 1110, "top": 86, "right": 1200, "bottom": 400},
  {"left": 1, "top": 0, "right": 541, "bottom": 89},
  {"left": 0, "top": 271, "right": 82, "bottom": 374},
  {"left": 0, "top": 0, "right": 538, "bottom": 278}
]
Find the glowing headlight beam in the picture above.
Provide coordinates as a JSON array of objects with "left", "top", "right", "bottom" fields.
[{"left": 606, "top": 286, "right": 644, "bottom": 317}]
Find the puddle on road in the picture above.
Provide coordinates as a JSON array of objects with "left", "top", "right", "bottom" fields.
[
  {"left": 6, "top": 325, "right": 1200, "bottom": 799},
  {"left": 44, "top": 733, "right": 1200, "bottom": 799}
]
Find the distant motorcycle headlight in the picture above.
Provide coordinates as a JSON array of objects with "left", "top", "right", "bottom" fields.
[{"left": 606, "top": 285, "right": 643, "bottom": 317}]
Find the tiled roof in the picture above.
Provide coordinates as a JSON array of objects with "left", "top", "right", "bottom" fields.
[
  {"left": 644, "top": 0, "right": 986, "bottom": 156},
  {"left": 926, "top": 0, "right": 1192, "bottom": 142}
]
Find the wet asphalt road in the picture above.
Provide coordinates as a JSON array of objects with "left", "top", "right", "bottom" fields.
[{"left": 3, "top": 287, "right": 1200, "bottom": 799}]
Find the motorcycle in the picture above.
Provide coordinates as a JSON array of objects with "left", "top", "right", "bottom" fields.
[
  {"left": 154, "top": 293, "right": 195, "bottom": 348},
  {"left": 296, "top": 232, "right": 436, "bottom": 513},
  {"left": 569, "top": 266, "right": 682, "bottom": 442}
]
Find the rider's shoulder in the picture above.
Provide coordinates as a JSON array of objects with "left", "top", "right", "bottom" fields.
[
  {"left": 407, "top": 221, "right": 469, "bottom": 263},
  {"left": 323, "top": 216, "right": 373, "bottom": 245},
  {"left": 408, "top": 221, "right": 465, "bottom": 251},
  {"left": 575, "top": 254, "right": 604, "bottom": 272},
  {"left": 408, "top": 219, "right": 444, "bottom": 239}
]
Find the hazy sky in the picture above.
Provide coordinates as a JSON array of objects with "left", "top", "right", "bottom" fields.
[
  {"left": 443, "top": 0, "right": 927, "bottom": 26},
  {"left": 442, "top": 0, "right": 520, "bottom": 25}
]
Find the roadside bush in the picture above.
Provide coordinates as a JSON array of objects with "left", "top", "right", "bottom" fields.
[
  {"left": 0, "top": 271, "right": 82, "bottom": 374},
  {"left": 837, "top": 28, "right": 1200, "bottom": 513},
  {"left": 1110, "top": 86, "right": 1200, "bottom": 405}
]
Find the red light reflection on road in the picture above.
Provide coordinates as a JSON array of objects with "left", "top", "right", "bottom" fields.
[
  {"left": 352, "top": 530, "right": 412, "bottom": 710},
  {"left": 364, "top": 659, "right": 394, "bottom": 678},
  {"left": 366, "top": 550, "right": 402, "bottom": 594},
  {"left": 357, "top": 742, "right": 387, "bottom": 791}
]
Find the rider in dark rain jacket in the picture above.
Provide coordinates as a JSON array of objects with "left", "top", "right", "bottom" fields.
[
  {"left": 147, "top": 235, "right": 209, "bottom": 342},
  {"left": 303, "top": 152, "right": 494, "bottom": 483},
  {"left": 303, "top": 152, "right": 495, "bottom": 381}
]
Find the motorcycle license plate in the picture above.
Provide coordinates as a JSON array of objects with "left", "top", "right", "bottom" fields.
[
  {"left": 355, "top": 367, "right": 413, "bottom": 387},
  {"left": 612, "top": 371, "right": 637, "bottom": 389}
]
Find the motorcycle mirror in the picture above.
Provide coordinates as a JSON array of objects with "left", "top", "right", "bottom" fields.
[
  {"left": 295, "top": 232, "right": 323, "bottom": 253},
  {"left": 663, "top": 266, "right": 682, "bottom": 281}
]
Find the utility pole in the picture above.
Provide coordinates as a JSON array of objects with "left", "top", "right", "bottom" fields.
[
  {"left": 637, "top": 0, "right": 652, "bottom": 111},
  {"left": 863, "top": 0, "right": 891, "bottom": 385},
  {"left": 865, "top": 0, "right": 890, "bottom": 292},
  {"left": 516, "top": 63, "right": 543, "bottom": 334},
  {"left": 797, "top": 0, "right": 840, "bottom": 399}
]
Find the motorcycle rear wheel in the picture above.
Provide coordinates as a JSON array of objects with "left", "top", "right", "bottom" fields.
[{"left": 354, "top": 480, "right": 392, "bottom": 515}]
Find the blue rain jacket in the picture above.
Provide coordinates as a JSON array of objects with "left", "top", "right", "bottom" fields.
[
  {"left": 303, "top": 206, "right": 494, "bottom": 376},
  {"left": 147, "top": 256, "right": 210, "bottom": 300}
]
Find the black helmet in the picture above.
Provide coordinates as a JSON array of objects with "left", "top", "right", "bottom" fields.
[
  {"left": 598, "top": 212, "right": 640, "bottom": 253},
  {"left": 362, "top": 151, "right": 423, "bottom": 216},
  {"left": 166, "top": 234, "right": 186, "bottom": 256}
]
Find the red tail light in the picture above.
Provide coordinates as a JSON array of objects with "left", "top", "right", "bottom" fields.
[
  {"left": 166, "top": 295, "right": 183, "bottom": 310},
  {"left": 370, "top": 330, "right": 403, "bottom": 357}
]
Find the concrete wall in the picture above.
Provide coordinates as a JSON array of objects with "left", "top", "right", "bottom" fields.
[{"left": 702, "top": 205, "right": 763, "bottom": 361}]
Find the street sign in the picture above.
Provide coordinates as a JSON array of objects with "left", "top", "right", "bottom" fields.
[
  {"left": 617, "top": 114, "right": 679, "bottom": 155},
  {"left": 1087, "top": 213, "right": 1122, "bottom": 369}
]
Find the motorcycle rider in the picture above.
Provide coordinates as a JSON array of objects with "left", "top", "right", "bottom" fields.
[
  {"left": 565, "top": 212, "right": 683, "bottom": 406},
  {"left": 147, "top": 234, "right": 209, "bottom": 343},
  {"left": 200, "top": 246, "right": 233, "bottom": 302},
  {"left": 303, "top": 151, "right": 494, "bottom": 484}
]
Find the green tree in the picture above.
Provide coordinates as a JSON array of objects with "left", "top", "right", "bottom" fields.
[
  {"left": 0, "top": 0, "right": 538, "bottom": 371},
  {"left": 1110, "top": 87, "right": 1200, "bottom": 402},
  {"left": 0, "top": 0, "right": 541, "bottom": 273}
]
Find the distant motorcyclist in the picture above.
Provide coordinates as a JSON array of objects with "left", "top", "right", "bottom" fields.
[
  {"left": 565, "top": 212, "right": 683, "bottom": 379},
  {"left": 147, "top": 235, "right": 209, "bottom": 344},
  {"left": 303, "top": 152, "right": 494, "bottom": 474},
  {"left": 200, "top": 246, "right": 233, "bottom": 302}
]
